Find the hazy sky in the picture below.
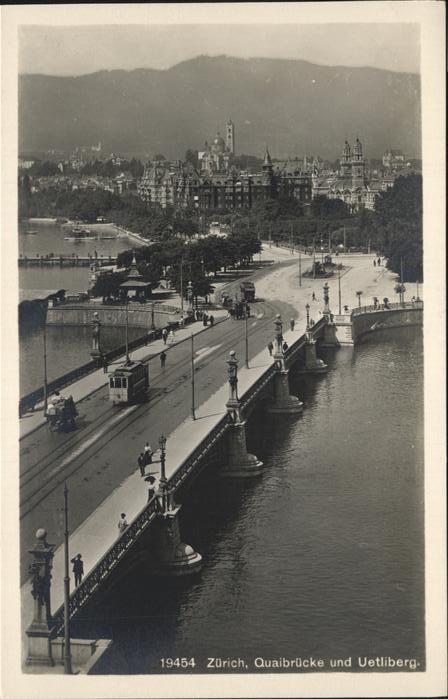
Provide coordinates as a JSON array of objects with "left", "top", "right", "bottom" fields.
[{"left": 19, "top": 23, "right": 420, "bottom": 76}]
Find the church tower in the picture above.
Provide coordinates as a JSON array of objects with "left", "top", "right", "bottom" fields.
[
  {"left": 351, "top": 138, "right": 366, "bottom": 187},
  {"left": 340, "top": 140, "right": 351, "bottom": 177},
  {"left": 226, "top": 117, "right": 235, "bottom": 155}
]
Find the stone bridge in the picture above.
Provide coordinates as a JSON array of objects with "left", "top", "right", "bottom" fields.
[{"left": 24, "top": 291, "right": 423, "bottom": 668}]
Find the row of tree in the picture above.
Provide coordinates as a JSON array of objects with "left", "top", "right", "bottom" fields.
[
  {"left": 356, "top": 175, "right": 422, "bottom": 281},
  {"left": 91, "top": 232, "right": 262, "bottom": 303}
]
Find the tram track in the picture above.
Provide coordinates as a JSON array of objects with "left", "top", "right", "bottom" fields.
[{"left": 20, "top": 299, "right": 282, "bottom": 518}]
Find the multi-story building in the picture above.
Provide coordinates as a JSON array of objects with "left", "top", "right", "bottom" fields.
[
  {"left": 312, "top": 139, "right": 385, "bottom": 212},
  {"left": 139, "top": 148, "right": 312, "bottom": 211},
  {"left": 382, "top": 148, "right": 405, "bottom": 170},
  {"left": 198, "top": 118, "right": 235, "bottom": 174}
]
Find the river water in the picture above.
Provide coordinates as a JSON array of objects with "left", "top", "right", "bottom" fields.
[
  {"left": 71, "top": 325, "right": 424, "bottom": 675},
  {"left": 19, "top": 219, "right": 142, "bottom": 395}
]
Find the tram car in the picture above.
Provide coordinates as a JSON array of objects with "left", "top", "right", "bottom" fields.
[{"left": 109, "top": 360, "right": 149, "bottom": 405}]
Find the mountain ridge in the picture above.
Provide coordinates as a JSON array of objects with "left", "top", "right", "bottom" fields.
[{"left": 19, "top": 55, "right": 421, "bottom": 160}]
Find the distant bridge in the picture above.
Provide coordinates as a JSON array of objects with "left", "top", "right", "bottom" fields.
[{"left": 19, "top": 255, "right": 117, "bottom": 267}]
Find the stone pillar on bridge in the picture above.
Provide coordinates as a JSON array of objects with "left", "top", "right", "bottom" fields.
[
  {"left": 320, "top": 282, "right": 339, "bottom": 347},
  {"left": 297, "top": 304, "right": 328, "bottom": 373},
  {"left": 90, "top": 311, "right": 104, "bottom": 366},
  {"left": 152, "top": 437, "right": 202, "bottom": 575},
  {"left": 223, "top": 351, "right": 263, "bottom": 477},
  {"left": 25, "top": 529, "right": 56, "bottom": 666},
  {"left": 267, "top": 315, "right": 303, "bottom": 414}
]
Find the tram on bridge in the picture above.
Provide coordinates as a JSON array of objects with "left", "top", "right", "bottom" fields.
[{"left": 109, "top": 360, "right": 149, "bottom": 405}]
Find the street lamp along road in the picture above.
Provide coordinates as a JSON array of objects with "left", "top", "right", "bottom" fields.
[{"left": 356, "top": 290, "right": 363, "bottom": 308}]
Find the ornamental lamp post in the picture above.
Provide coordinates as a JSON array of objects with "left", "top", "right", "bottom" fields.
[
  {"left": 356, "top": 290, "right": 363, "bottom": 308},
  {"left": 305, "top": 303, "right": 310, "bottom": 330},
  {"left": 187, "top": 280, "right": 193, "bottom": 313},
  {"left": 274, "top": 314, "right": 283, "bottom": 354},
  {"left": 159, "top": 434, "right": 167, "bottom": 511}
]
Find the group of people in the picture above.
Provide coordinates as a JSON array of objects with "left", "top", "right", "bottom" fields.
[
  {"left": 229, "top": 303, "right": 250, "bottom": 320},
  {"left": 267, "top": 339, "right": 289, "bottom": 356},
  {"left": 46, "top": 390, "right": 77, "bottom": 430},
  {"left": 162, "top": 327, "right": 176, "bottom": 346},
  {"left": 373, "top": 257, "right": 382, "bottom": 267}
]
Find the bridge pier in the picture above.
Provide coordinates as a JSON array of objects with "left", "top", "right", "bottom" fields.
[
  {"left": 152, "top": 503, "right": 202, "bottom": 576},
  {"left": 296, "top": 333, "right": 328, "bottom": 374},
  {"left": 267, "top": 315, "right": 303, "bottom": 414},
  {"left": 222, "top": 351, "right": 263, "bottom": 477},
  {"left": 223, "top": 418, "right": 263, "bottom": 477}
]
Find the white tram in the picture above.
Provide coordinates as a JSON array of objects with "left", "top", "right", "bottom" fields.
[{"left": 109, "top": 360, "right": 149, "bottom": 405}]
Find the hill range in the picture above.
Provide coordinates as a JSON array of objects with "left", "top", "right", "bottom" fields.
[{"left": 19, "top": 55, "right": 421, "bottom": 161}]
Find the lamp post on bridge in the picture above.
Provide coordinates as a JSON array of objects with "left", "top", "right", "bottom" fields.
[
  {"left": 338, "top": 268, "right": 342, "bottom": 315},
  {"left": 356, "top": 290, "right": 363, "bottom": 308},
  {"left": 63, "top": 482, "right": 73, "bottom": 675},
  {"left": 305, "top": 303, "right": 310, "bottom": 330},
  {"left": 90, "top": 311, "right": 104, "bottom": 366},
  {"left": 226, "top": 350, "right": 242, "bottom": 423},
  {"left": 158, "top": 434, "right": 167, "bottom": 512},
  {"left": 187, "top": 280, "right": 193, "bottom": 314},
  {"left": 42, "top": 317, "right": 48, "bottom": 414},
  {"left": 26, "top": 529, "right": 56, "bottom": 666}
]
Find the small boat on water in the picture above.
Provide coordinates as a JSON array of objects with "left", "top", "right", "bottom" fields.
[{"left": 64, "top": 226, "right": 96, "bottom": 241}]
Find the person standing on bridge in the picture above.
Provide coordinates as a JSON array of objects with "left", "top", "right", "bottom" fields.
[
  {"left": 160, "top": 351, "right": 167, "bottom": 369},
  {"left": 168, "top": 329, "right": 175, "bottom": 345},
  {"left": 373, "top": 259, "right": 376, "bottom": 267},
  {"left": 267, "top": 341, "right": 274, "bottom": 356},
  {"left": 146, "top": 475, "right": 156, "bottom": 503},
  {"left": 162, "top": 328, "right": 168, "bottom": 345},
  {"left": 118, "top": 513, "right": 128, "bottom": 534},
  {"left": 282, "top": 341, "right": 289, "bottom": 352},
  {"left": 312, "top": 292, "right": 316, "bottom": 301},
  {"left": 209, "top": 314, "right": 214, "bottom": 327},
  {"left": 138, "top": 452, "right": 146, "bottom": 477},
  {"left": 71, "top": 554, "right": 84, "bottom": 587},
  {"left": 144, "top": 443, "right": 153, "bottom": 465},
  {"left": 290, "top": 318, "right": 295, "bottom": 331}
]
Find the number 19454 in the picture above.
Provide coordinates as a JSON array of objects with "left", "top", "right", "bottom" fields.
[{"left": 160, "top": 658, "right": 196, "bottom": 669}]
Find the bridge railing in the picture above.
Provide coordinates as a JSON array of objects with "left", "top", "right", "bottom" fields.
[
  {"left": 351, "top": 300, "right": 423, "bottom": 317},
  {"left": 52, "top": 495, "right": 161, "bottom": 634},
  {"left": 168, "top": 414, "right": 231, "bottom": 492}
]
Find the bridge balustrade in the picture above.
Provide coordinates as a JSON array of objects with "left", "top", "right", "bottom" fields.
[
  {"left": 51, "top": 496, "right": 161, "bottom": 634},
  {"left": 351, "top": 300, "right": 423, "bottom": 317}
]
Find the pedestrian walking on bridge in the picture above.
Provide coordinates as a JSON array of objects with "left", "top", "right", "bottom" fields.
[
  {"left": 71, "top": 554, "right": 84, "bottom": 587},
  {"left": 160, "top": 351, "right": 167, "bottom": 369},
  {"left": 312, "top": 292, "right": 316, "bottom": 301},
  {"left": 162, "top": 328, "right": 168, "bottom": 345},
  {"left": 138, "top": 452, "right": 146, "bottom": 477},
  {"left": 290, "top": 318, "right": 295, "bottom": 331},
  {"left": 267, "top": 341, "right": 274, "bottom": 356}
]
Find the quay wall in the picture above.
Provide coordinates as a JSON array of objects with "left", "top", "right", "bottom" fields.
[
  {"left": 352, "top": 305, "right": 423, "bottom": 343},
  {"left": 46, "top": 303, "right": 182, "bottom": 330}
]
